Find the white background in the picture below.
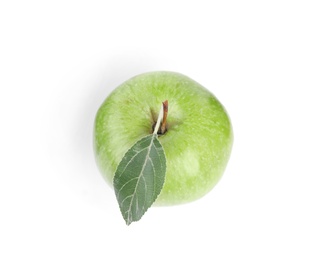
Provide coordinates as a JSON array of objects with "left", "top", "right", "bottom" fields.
[{"left": 1, "top": 0, "right": 310, "bottom": 259}]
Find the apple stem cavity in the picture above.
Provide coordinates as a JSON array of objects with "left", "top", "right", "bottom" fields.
[{"left": 153, "top": 100, "right": 168, "bottom": 135}]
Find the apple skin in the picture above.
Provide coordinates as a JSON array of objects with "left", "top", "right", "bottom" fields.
[{"left": 94, "top": 71, "right": 233, "bottom": 205}]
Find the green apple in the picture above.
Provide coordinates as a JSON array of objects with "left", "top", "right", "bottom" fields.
[{"left": 94, "top": 71, "right": 233, "bottom": 206}]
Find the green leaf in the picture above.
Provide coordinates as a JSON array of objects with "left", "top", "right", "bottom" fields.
[{"left": 113, "top": 134, "right": 166, "bottom": 225}]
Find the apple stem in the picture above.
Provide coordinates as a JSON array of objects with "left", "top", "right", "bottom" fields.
[
  {"left": 153, "top": 100, "right": 168, "bottom": 135},
  {"left": 160, "top": 100, "right": 168, "bottom": 134}
]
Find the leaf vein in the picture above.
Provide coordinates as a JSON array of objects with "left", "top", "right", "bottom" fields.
[{"left": 126, "top": 135, "right": 155, "bottom": 220}]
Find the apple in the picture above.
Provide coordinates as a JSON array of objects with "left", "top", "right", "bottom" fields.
[{"left": 94, "top": 71, "right": 233, "bottom": 206}]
